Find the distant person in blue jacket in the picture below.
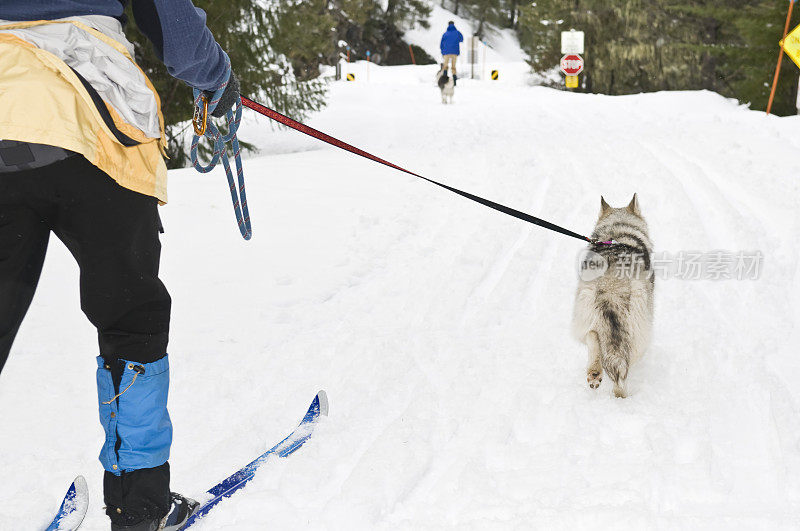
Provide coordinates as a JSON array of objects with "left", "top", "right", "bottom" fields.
[{"left": 440, "top": 21, "right": 464, "bottom": 81}]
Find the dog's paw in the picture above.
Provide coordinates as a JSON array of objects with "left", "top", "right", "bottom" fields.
[{"left": 587, "top": 371, "right": 602, "bottom": 389}]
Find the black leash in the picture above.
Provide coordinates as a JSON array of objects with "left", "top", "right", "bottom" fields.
[{"left": 241, "top": 96, "right": 598, "bottom": 245}]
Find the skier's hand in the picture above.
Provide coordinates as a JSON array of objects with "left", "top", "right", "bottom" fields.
[{"left": 207, "top": 71, "right": 241, "bottom": 118}]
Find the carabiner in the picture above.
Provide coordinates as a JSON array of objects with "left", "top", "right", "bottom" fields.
[{"left": 192, "top": 93, "right": 209, "bottom": 136}]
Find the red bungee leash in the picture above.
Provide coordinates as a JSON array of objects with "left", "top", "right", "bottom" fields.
[{"left": 241, "top": 96, "right": 607, "bottom": 245}]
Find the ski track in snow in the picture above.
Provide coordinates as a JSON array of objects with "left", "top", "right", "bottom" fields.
[{"left": 2, "top": 59, "right": 800, "bottom": 529}]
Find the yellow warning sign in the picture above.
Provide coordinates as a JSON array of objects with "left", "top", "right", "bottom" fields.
[
  {"left": 491, "top": 70, "right": 499, "bottom": 80},
  {"left": 780, "top": 23, "right": 800, "bottom": 69},
  {"left": 566, "top": 75, "right": 579, "bottom": 88},
  {"left": 346, "top": 73, "right": 355, "bottom": 81}
]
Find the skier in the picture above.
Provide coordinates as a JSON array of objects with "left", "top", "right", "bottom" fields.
[
  {"left": 0, "top": 2, "right": 239, "bottom": 530},
  {"left": 440, "top": 21, "right": 464, "bottom": 84}
]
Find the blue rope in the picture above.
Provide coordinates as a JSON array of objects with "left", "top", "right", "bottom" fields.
[{"left": 190, "top": 91, "right": 251, "bottom": 240}]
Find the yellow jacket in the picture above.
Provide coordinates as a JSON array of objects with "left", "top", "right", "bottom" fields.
[{"left": 0, "top": 19, "right": 168, "bottom": 202}]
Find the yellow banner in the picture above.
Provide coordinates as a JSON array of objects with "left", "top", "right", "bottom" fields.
[{"left": 780, "top": 23, "right": 800, "bottom": 69}]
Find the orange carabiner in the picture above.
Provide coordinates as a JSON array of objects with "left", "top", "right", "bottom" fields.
[{"left": 192, "top": 93, "right": 209, "bottom": 136}]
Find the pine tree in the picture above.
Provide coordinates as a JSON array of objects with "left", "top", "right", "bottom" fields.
[
  {"left": 124, "top": 0, "right": 328, "bottom": 168},
  {"left": 505, "top": 0, "right": 521, "bottom": 30},
  {"left": 326, "top": 0, "right": 375, "bottom": 63},
  {"left": 459, "top": 0, "right": 504, "bottom": 38},
  {"left": 517, "top": 0, "right": 571, "bottom": 73},
  {"left": 365, "top": 0, "right": 432, "bottom": 64},
  {"left": 713, "top": 1, "right": 799, "bottom": 116},
  {"left": 269, "top": 0, "right": 336, "bottom": 82}
]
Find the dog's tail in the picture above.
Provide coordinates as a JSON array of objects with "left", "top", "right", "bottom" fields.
[{"left": 596, "top": 306, "right": 630, "bottom": 398}]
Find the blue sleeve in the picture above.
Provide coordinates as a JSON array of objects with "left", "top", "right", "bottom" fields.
[
  {"left": 440, "top": 34, "right": 446, "bottom": 55},
  {"left": 131, "top": 0, "right": 229, "bottom": 91},
  {"left": 458, "top": 31, "right": 464, "bottom": 43}
]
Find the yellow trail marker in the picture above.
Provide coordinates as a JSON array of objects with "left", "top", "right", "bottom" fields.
[
  {"left": 566, "top": 75, "right": 579, "bottom": 88},
  {"left": 781, "top": 23, "right": 800, "bottom": 69},
  {"left": 346, "top": 73, "right": 355, "bottom": 81},
  {"left": 491, "top": 70, "right": 499, "bottom": 80}
]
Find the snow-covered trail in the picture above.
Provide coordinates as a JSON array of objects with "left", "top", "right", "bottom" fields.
[{"left": 2, "top": 64, "right": 800, "bottom": 530}]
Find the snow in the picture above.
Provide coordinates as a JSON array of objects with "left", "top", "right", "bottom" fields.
[{"left": 3, "top": 24, "right": 800, "bottom": 531}]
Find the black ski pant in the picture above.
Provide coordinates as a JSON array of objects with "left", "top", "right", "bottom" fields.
[{"left": 0, "top": 155, "right": 172, "bottom": 523}]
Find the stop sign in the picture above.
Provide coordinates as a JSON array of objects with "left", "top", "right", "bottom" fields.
[{"left": 560, "top": 54, "right": 584, "bottom": 76}]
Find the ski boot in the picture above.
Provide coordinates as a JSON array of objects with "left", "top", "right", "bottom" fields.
[
  {"left": 111, "top": 493, "right": 199, "bottom": 531},
  {"left": 453, "top": 74, "right": 458, "bottom": 86}
]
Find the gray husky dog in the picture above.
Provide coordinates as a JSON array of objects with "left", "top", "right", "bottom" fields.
[{"left": 572, "top": 194, "right": 654, "bottom": 398}]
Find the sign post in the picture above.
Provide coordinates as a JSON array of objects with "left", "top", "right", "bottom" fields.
[
  {"left": 482, "top": 40, "right": 486, "bottom": 80},
  {"left": 345, "top": 45, "right": 352, "bottom": 81},
  {"left": 560, "top": 30, "right": 585, "bottom": 90},
  {"left": 767, "top": 0, "right": 797, "bottom": 115},
  {"left": 470, "top": 36, "right": 476, "bottom": 79}
]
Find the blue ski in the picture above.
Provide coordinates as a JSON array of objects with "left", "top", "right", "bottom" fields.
[
  {"left": 184, "top": 390, "right": 329, "bottom": 528},
  {"left": 45, "top": 476, "right": 89, "bottom": 531}
]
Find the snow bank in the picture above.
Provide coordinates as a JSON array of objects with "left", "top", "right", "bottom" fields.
[{"left": 2, "top": 53, "right": 800, "bottom": 531}]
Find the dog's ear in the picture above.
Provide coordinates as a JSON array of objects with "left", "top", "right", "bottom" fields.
[
  {"left": 626, "top": 193, "right": 640, "bottom": 215},
  {"left": 600, "top": 196, "right": 612, "bottom": 217}
]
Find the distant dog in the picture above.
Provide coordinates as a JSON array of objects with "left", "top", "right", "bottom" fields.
[
  {"left": 572, "top": 194, "right": 654, "bottom": 398},
  {"left": 435, "top": 64, "right": 454, "bottom": 104}
]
